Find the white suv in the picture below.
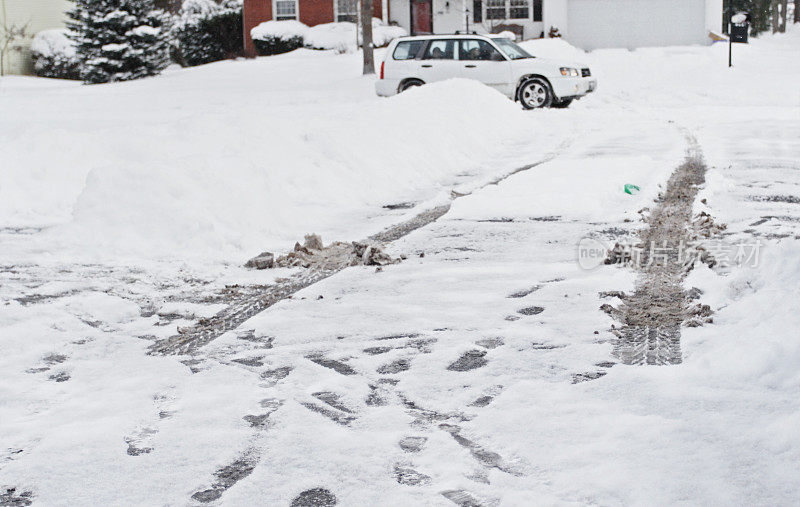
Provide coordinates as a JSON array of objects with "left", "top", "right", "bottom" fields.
[{"left": 375, "top": 34, "right": 597, "bottom": 109}]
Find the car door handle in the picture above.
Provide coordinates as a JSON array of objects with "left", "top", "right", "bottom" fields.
[
  {"left": 464, "top": 64, "right": 477, "bottom": 68},
  {"left": 421, "top": 64, "right": 432, "bottom": 68}
]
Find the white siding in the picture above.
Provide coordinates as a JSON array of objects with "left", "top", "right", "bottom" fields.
[
  {"left": 389, "top": 0, "right": 410, "bottom": 31},
  {"left": 431, "top": 0, "right": 466, "bottom": 34},
  {"left": 1, "top": 0, "right": 72, "bottom": 75},
  {"left": 543, "top": 0, "right": 567, "bottom": 37},
  {"left": 565, "top": 0, "right": 711, "bottom": 50},
  {"left": 705, "top": 0, "right": 723, "bottom": 34}
]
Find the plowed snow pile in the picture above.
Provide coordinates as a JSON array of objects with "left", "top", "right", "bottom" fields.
[
  {"left": 66, "top": 80, "right": 524, "bottom": 260},
  {"left": 0, "top": 61, "right": 532, "bottom": 263}
]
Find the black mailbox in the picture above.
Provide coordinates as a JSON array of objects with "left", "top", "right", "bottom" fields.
[{"left": 730, "top": 12, "right": 750, "bottom": 43}]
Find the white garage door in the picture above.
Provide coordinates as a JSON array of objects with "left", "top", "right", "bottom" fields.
[{"left": 566, "top": 0, "right": 708, "bottom": 50}]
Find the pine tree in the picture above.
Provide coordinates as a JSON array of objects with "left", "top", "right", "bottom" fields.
[{"left": 68, "top": 0, "right": 170, "bottom": 84}]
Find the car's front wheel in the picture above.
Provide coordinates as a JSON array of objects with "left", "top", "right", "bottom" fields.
[
  {"left": 518, "top": 78, "right": 553, "bottom": 109},
  {"left": 398, "top": 79, "right": 424, "bottom": 93}
]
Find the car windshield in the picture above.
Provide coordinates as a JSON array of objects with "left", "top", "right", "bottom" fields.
[{"left": 492, "top": 38, "right": 533, "bottom": 60}]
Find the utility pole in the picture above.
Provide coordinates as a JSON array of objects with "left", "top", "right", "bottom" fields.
[{"left": 361, "top": 0, "right": 374, "bottom": 75}]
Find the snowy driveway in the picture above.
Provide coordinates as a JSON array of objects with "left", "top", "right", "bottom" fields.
[{"left": 2, "top": 31, "right": 800, "bottom": 506}]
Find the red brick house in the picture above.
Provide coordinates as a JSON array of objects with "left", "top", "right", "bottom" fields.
[
  {"left": 244, "top": 0, "right": 723, "bottom": 58},
  {"left": 243, "top": 0, "right": 387, "bottom": 57}
]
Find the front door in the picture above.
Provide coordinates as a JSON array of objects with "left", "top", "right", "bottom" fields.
[{"left": 410, "top": 0, "right": 433, "bottom": 34}]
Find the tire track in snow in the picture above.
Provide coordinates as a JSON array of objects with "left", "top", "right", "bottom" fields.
[
  {"left": 145, "top": 135, "right": 576, "bottom": 502},
  {"left": 148, "top": 138, "right": 574, "bottom": 356},
  {"left": 608, "top": 129, "right": 711, "bottom": 365}
]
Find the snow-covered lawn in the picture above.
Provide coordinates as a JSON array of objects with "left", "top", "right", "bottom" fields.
[
  {"left": 1, "top": 27, "right": 799, "bottom": 505},
  {"left": 0, "top": 49, "right": 552, "bottom": 263}
]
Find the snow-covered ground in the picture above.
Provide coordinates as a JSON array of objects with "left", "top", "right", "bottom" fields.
[
  {"left": 0, "top": 49, "right": 547, "bottom": 264},
  {"left": 1, "top": 27, "right": 799, "bottom": 505}
]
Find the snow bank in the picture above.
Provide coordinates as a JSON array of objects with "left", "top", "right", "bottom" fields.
[
  {"left": 30, "top": 29, "right": 76, "bottom": 58},
  {"left": 44, "top": 79, "right": 527, "bottom": 262},
  {"left": 251, "top": 20, "right": 309, "bottom": 41},
  {"left": 684, "top": 241, "right": 800, "bottom": 389},
  {"left": 673, "top": 239, "right": 800, "bottom": 482},
  {"left": 304, "top": 19, "right": 406, "bottom": 52}
]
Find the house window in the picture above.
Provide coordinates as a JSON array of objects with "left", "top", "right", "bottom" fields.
[
  {"left": 486, "top": 0, "right": 505, "bottom": 20},
  {"left": 485, "top": 0, "right": 533, "bottom": 21},
  {"left": 473, "top": 0, "right": 483, "bottom": 23},
  {"left": 275, "top": 0, "right": 298, "bottom": 20},
  {"left": 509, "top": 0, "right": 528, "bottom": 19},
  {"left": 533, "top": 0, "right": 542, "bottom": 21},
  {"left": 337, "top": 0, "right": 358, "bottom": 23}
]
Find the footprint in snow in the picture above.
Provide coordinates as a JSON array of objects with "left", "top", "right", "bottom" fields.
[
  {"left": 447, "top": 350, "right": 488, "bottom": 372},
  {"left": 290, "top": 488, "right": 337, "bottom": 507}
]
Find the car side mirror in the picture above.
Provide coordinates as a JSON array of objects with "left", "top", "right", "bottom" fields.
[{"left": 492, "top": 53, "right": 505, "bottom": 62}]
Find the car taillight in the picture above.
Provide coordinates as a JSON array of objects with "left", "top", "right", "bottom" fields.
[{"left": 380, "top": 61, "right": 384, "bottom": 80}]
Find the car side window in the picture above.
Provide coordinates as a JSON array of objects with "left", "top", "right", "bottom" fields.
[
  {"left": 459, "top": 40, "right": 505, "bottom": 61},
  {"left": 393, "top": 40, "right": 424, "bottom": 60},
  {"left": 422, "top": 40, "right": 456, "bottom": 60}
]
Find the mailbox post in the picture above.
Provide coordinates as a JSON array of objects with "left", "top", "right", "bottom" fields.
[{"left": 728, "top": 12, "right": 750, "bottom": 67}]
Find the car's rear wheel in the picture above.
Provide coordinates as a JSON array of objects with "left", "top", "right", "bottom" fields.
[
  {"left": 398, "top": 79, "right": 424, "bottom": 93},
  {"left": 518, "top": 78, "right": 553, "bottom": 109},
  {"left": 552, "top": 98, "right": 573, "bottom": 109}
]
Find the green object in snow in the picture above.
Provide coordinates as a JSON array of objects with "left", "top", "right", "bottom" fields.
[{"left": 624, "top": 184, "right": 641, "bottom": 195}]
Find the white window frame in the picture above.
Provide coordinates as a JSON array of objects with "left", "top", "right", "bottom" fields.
[
  {"left": 508, "top": 0, "right": 530, "bottom": 20},
  {"left": 485, "top": 0, "right": 506, "bottom": 20},
  {"left": 334, "top": 0, "right": 359, "bottom": 23},
  {"left": 485, "top": 0, "right": 531, "bottom": 21},
  {"left": 274, "top": 0, "right": 299, "bottom": 21}
]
